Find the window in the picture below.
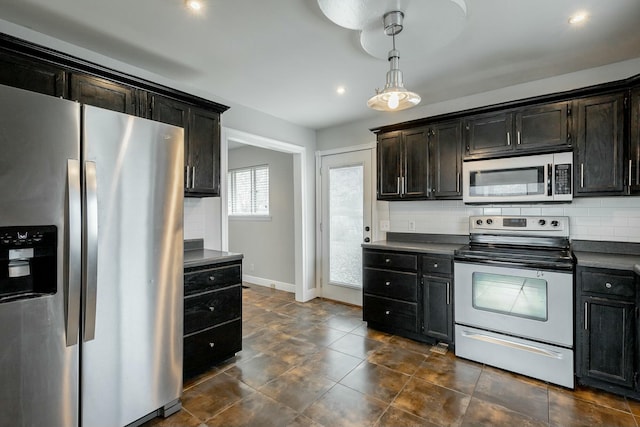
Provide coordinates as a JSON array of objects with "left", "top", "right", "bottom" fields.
[{"left": 227, "top": 165, "right": 269, "bottom": 216}]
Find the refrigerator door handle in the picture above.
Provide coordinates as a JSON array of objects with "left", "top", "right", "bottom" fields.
[
  {"left": 83, "top": 161, "right": 99, "bottom": 342},
  {"left": 66, "top": 159, "right": 82, "bottom": 347}
]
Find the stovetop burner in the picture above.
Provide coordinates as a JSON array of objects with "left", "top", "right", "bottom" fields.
[{"left": 455, "top": 215, "right": 574, "bottom": 271}]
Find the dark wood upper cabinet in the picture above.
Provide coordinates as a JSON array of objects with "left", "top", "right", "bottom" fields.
[
  {"left": 464, "top": 101, "right": 571, "bottom": 158},
  {"left": 516, "top": 101, "right": 570, "bottom": 150},
  {"left": 464, "top": 111, "right": 512, "bottom": 157},
  {"left": 151, "top": 95, "right": 221, "bottom": 197},
  {"left": 430, "top": 120, "right": 462, "bottom": 199},
  {"left": 187, "top": 107, "right": 220, "bottom": 196},
  {"left": 377, "top": 128, "right": 429, "bottom": 200},
  {"left": 0, "top": 52, "right": 66, "bottom": 97},
  {"left": 69, "top": 74, "right": 136, "bottom": 114},
  {"left": 630, "top": 87, "right": 640, "bottom": 194},
  {"left": 574, "top": 92, "right": 626, "bottom": 196}
]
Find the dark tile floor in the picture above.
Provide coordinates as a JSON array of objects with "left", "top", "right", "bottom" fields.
[{"left": 145, "top": 284, "right": 640, "bottom": 427}]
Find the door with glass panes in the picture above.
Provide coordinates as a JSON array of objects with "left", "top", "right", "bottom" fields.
[{"left": 320, "top": 150, "right": 373, "bottom": 306}]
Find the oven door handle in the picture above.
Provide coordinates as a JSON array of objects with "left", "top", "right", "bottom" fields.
[{"left": 460, "top": 330, "right": 564, "bottom": 359}]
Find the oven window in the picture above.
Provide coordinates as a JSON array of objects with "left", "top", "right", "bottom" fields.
[
  {"left": 471, "top": 272, "right": 548, "bottom": 321},
  {"left": 469, "top": 166, "right": 544, "bottom": 197}
]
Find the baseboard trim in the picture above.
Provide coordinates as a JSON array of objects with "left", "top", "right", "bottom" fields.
[{"left": 243, "top": 274, "right": 295, "bottom": 294}]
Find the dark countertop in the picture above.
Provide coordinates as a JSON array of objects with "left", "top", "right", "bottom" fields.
[
  {"left": 363, "top": 240, "right": 464, "bottom": 255},
  {"left": 362, "top": 233, "right": 468, "bottom": 256},
  {"left": 183, "top": 238, "right": 243, "bottom": 268},
  {"left": 573, "top": 251, "right": 640, "bottom": 272},
  {"left": 572, "top": 240, "right": 640, "bottom": 272}
]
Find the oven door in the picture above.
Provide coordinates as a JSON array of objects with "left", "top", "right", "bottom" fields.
[{"left": 454, "top": 261, "right": 573, "bottom": 347}]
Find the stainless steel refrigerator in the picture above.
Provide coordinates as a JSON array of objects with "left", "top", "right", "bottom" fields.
[{"left": 0, "top": 84, "right": 184, "bottom": 427}]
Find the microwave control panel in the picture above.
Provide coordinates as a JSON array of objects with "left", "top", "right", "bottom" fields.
[{"left": 554, "top": 164, "right": 572, "bottom": 195}]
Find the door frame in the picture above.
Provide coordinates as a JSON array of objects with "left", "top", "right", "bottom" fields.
[
  {"left": 222, "top": 127, "right": 312, "bottom": 302},
  {"left": 315, "top": 143, "right": 377, "bottom": 303}
]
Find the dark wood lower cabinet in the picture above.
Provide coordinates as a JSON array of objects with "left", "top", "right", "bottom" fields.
[
  {"left": 363, "top": 248, "right": 454, "bottom": 345},
  {"left": 183, "top": 260, "right": 242, "bottom": 380},
  {"left": 576, "top": 266, "right": 639, "bottom": 396}
]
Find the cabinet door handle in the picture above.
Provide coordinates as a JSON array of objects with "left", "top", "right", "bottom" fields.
[
  {"left": 446, "top": 282, "right": 450, "bottom": 305},
  {"left": 456, "top": 172, "right": 460, "bottom": 193},
  {"left": 186, "top": 166, "right": 191, "bottom": 189},
  {"left": 630, "top": 159, "right": 633, "bottom": 188},
  {"left": 433, "top": 263, "right": 438, "bottom": 268},
  {"left": 605, "top": 282, "right": 612, "bottom": 289},
  {"left": 584, "top": 302, "right": 588, "bottom": 330},
  {"left": 208, "top": 306, "right": 215, "bottom": 311},
  {"left": 209, "top": 275, "right": 215, "bottom": 282},
  {"left": 517, "top": 131, "right": 521, "bottom": 145},
  {"left": 385, "top": 258, "right": 391, "bottom": 263},
  {"left": 397, "top": 177, "right": 401, "bottom": 195},
  {"left": 191, "top": 166, "right": 196, "bottom": 188},
  {"left": 506, "top": 132, "right": 511, "bottom": 146},
  {"left": 385, "top": 310, "right": 391, "bottom": 315},
  {"left": 385, "top": 281, "right": 391, "bottom": 286},
  {"left": 580, "top": 163, "right": 584, "bottom": 188},
  {"left": 402, "top": 177, "right": 406, "bottom": 195},
  {"left": 209, "top": 342, "right": 215, "bottom": 348}
]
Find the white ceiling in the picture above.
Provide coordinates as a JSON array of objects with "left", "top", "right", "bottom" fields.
[{"left": 0, "top": 0, "right": 639, "bottom": 130}]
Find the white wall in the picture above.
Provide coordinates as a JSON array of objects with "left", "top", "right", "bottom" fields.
[
  {"left": 317, "top": 57, "right": 640, "bottom": 244},
  {"left": 227, "top": 146, "right": 295, "bottom": 287},
  {"left": 388, "top": 198, "right": 640, "bottom": 243}
]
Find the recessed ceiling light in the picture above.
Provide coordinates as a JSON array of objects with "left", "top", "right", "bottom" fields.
[
  {"left": 336, "top": 86, "right": 346, "bottom": 95},
  {"left": 185, "top": 0, "right": 204, "bottom": 12},
  {"left": 568, "top": 12, "right": 588, "bottom": 25}
]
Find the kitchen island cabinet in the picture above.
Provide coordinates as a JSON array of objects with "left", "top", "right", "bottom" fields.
[{"left": 183, "top": 241, "right": 243, "bottom": 380}]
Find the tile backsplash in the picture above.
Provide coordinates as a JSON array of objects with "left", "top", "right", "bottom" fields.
[
  {"left": 388, "top": 197, "right": 640, "bottom": 243},
  {"left": 184, "top": 198, "right": 205, "bottom": 240}
]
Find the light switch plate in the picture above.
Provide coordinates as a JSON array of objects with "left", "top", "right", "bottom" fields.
[{"left": 380, "top": 220, "right": 390, "bottom": 231}]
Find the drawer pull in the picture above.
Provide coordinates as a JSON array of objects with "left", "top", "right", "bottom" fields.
[
  {"left": 385, "top": 258, "right": 391, "bottom": 263},
  {"left": 209, "top": 276, "right": 215, "bottom": 282},
  {"left": 209, "top": 342, "right": 215, "bottom": 348},
  {"left": 208, "top": 306, "right": 215, "bottom": 311},
  {"left": 385, "top": 281, "right": 391, "bottom": 286},
  {"left": 385, "top": 310, "right": 390, "bottom": 315},
  {"left": 433, "top": 263, "right": 438, "bottom": 268},
  {"left": 605, "top": 282, "right": 612, "bottom": 289}
]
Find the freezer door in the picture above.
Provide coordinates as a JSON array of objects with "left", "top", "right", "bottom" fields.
[
  {"left": 0, "top": 85, "right": 81, "bottom": 427},
  {"left": 81, "top": 106, "right": 184, "bottom": 427}
]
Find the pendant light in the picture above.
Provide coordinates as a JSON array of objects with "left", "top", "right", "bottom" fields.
[{"left": 367, "top": 11, "right": 421, "bottom": 112}]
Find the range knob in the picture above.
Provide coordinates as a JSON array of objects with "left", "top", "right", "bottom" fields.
[
  {"left": 551, "top": 220, "right": 559, "bottom": 227},
  {"left": 476, "top": 219, "right": 483, "bottom": 225},
  {"left": 486, "top": 218, "right": 493, "bottom": 225},
  {"left": 538, "top": 219, "right": 546, "bottom": 226}
]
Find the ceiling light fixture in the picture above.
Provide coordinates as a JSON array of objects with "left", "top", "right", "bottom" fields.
[
  {"left": 568, "top": 12, "right": 588, "bottom": 24},
  {"left": 185, "top": 0, "right": 203, "bottom": 12},
  {"left": 367, "top": 11, "right": 421, "bottom": 112}
]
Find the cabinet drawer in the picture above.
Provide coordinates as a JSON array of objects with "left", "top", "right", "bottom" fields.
[
  {"left": 421, "top": 255, "right": 452, "bottom": 276},
  {"left": 184, "top": 264, "right": 241, "bottom": 296},
  {"left": 363, "top": 268, "right": 417, "bottom": 301},
  {"left": 184, "top": 319, "right": 242, "bottom": 378},
  {"left": 581, "top": 270, "right": 635, "bottom": 299},
  {"left": 184, "top": 286, "right": 242, "bottom": 335},
  {"left": 363, "top": 295, "right": 417, "bottom": 332},
  {"left": 363, "top": 251, "right": 417, "bottom": 271}
]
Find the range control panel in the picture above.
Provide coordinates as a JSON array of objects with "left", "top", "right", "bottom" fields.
[{"left": 469, "top": 216, "right": 569, "bottom": 236}]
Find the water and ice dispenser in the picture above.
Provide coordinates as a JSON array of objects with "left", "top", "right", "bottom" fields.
[{"left": 0, "top": 225, "right": 57, "bottom": 302}]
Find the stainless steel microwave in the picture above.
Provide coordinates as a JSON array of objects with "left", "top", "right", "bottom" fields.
[{"left": 463, "top": 152, "right": 573, "bottom": 204}]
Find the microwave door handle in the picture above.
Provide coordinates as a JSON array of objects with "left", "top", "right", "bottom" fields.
[{"left": 547, "top": 163, "right": 553, "bottom": 196}]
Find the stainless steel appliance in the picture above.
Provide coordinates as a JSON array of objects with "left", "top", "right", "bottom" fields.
[
  {"left": 0, "top": 84, "right": 184, "bottom": 427},
  {"left": 463, "top": 152, "right": 573, "bottom": 204},
  {"left": 454, "top": 215, "right": 575, "bottom": 388}
]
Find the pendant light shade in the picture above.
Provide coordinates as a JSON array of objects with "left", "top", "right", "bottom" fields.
[{"left": 367, "top": 11, "right": 421, "bottom": 112}]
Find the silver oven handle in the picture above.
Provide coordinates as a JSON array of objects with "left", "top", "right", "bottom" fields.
[
  {"left": 66, "top": 159, "right": 81, "bottom": 347},
  {"left": 83, "top": 161, "right": 99, "bottom": 342},
  {"left": 460, "top": 330, "right": 564, "bottom": 359}
]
